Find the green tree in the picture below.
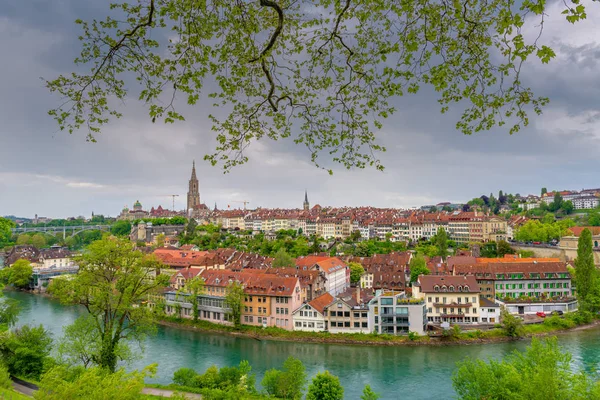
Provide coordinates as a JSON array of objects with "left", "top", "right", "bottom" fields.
[
  {"left": 348, "top": 262, "right": 365, "bottom": 284},
  {"left": 361, "top": 385, "right": 380, "bottom": 400},
  {"left": 261, "top": 356, "right": 307, "bottom": 400},
  {"left": 155, "top": 233, "right": 165, "bottom": 248},
  {"left": 409, "top": 255, "right": 430, "bottom": 283},
  {"left": 354, "top": 242, "right": 370, "bottom": 257},
  {"left": 8, "top": 259, "right": 33, "bottom": 289},
  {"left": 561, "top": 200, "right": 574, "bottom": 215},
  {"left": 435, "top": 228, "right": 448, "bottom": 260},
  {"left": 496, "top": 240, "right": 515, "bottom": 258},
  {"left": 16, "top": 234, "right": 30, "bottom": 246},
  {"left": 0, "top": 324, "right": 53, "bottom": 380},
  {"left": 110, "top": 220, "right": 132, "bottom": 237},
  {"left": 588, "top": 212, "right": 600, "bottom": 227},
  {"left": 500, "top": 306, "right": 523, "bottom": 338},
  {"left": 541, "top": 188, "right": 547, "bottom": 196},
  {"left": 183, "top": 276, "right": 205, "bottom": 322},
  {"left": 56, "top": 315, "right": 134, "bottom": 368},
  {"left": 225, "top": 281, "right": 245, "bottom": 329},
  {"left": 0, "top": 217, "right": 15, "bottom": 248},
  {"left": 453, "top": 338, "right": 600, "bottom": 400},
  {"left": 272, "top": 248, "right": 295, "bottom": 268},
  {"left": 34, "top": 364, "right": 157, "bottom": 400},
  {"left": 31, "top": 233, "right": 47, "bottom": 248},
  {"left": 0, "top": 291, "right": 20, "bottom": 331},
  {"left": 306, "top": 371, "right": 344, "bottom": 400},
  {"left": 46, "top": 1, "right": 587, "bottom": 173},
  {"left": 48, "top": 237, "right": 169, "bottom": 372},
  {"left": 574, "top": 228, "right": 599, "bottom": 311}
]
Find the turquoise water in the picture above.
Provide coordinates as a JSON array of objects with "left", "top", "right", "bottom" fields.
[{"left": 8, "top": 291, "right": 600, "bottom": 399}]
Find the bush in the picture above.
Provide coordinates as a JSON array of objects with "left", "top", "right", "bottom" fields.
[
  {"left": 0, "top": 324, "right": 53, "bottom": 380},
  {"left": 407, "top": 331, "right": 419, "bottom": 341},
  {"left": 567, "top": 310, "right": 594, "bottom": 326},
  {"left": 261, "top": 357, "right": 306, "bottom": 399},
  {"left": 543, "top": 316, "right": 575, "bottom": 329},
  {"left": 0, "top": 364, "right": 11, "bottom": 389},
  {"left": 173, "top": 368, "right": 197, "bottom": 387}
]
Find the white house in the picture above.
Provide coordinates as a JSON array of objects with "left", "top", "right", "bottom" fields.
[
  {"left": 292, "top": 293, "right": 333, "bottom": 332},
  {"left": 479, "top": 298, "right": 501, "bottom": 324}
]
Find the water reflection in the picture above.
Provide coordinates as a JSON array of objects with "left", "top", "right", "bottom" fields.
[{"left": 7, "top": 291, "right": 600, "bottom": 399}]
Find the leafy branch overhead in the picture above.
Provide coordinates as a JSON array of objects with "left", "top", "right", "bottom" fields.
[{"left": 46, "top": 0, "right": 588, "bottom": 172}]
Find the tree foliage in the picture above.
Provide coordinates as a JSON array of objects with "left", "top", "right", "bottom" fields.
[
  {"left": 171, "top": 361, "right": 256, "bottom": 395},
  {"left": 435, "top": 228, "right": 448, "bottom": 260},
  {"left": 7, "top": 259, "right": 33, "bottom": 289},
  {"left": 453, "top": 338, "right": 600, "bottom": 400},
  {"left": 348, "top": 262, "right": 365, "bottom": 284},
  {"left": 500, "top": 306, "right": 523, "bottom": 338},
  {"left": 261, "top": 356, "right": 307, "bottom": 400},
  {"left": 409, "top": 254, "right": 430, "bottom": 283},
  {"left": 515, "top": 219, "right": 575, "bottom": 243},
  {"left": 0, "top": 324, "right": 53, "bottom": 380},
  {"left": 45, "top": 0, "right": 589, "bottom": 173},
  {"left": 361, "top": 385, "right": 381, "bottom": 400},
  {"left": 34, "top": 364, "right": 157, "bottom": 400},
  {"left": 225, "top": 281, "right": 245, "bottom": 329},
  {"left": 306, "top": 371, "right": 344, "bottom": 400},
  {"left": 272, "top": 248, "right": 296, "bottom": 268},
  {"left": 47, "top": 237, "right": 169, "bottom": 372},
  {"left": 496, "top": 240, "right": 515, "bottom": 258},
  {"left": 110, "top": 220, "right": 132, "bottom": 237},
  {"left": 0, "top": 217, "right": 15, "bottom": 249},
  {"left": 574, "top": 228, "right": 600, "bottom": 312}
]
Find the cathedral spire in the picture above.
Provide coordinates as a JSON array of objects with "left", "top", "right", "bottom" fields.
[
  {"left": 191, "top": 160, "right": 197, "bottom": 180},
  {"left": 303, "top": 190, "right": 310, "bottom": 211}
]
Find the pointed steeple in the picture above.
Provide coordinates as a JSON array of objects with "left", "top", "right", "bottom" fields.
[
  {"left": 191, "top": 160, "right": 197, "bottom": 180},
  {"left": 303, "top": 190, "right": 310, "bottom": 211},
  {"left": 214, "top": 202, "right": 217, "bottom": 211}
]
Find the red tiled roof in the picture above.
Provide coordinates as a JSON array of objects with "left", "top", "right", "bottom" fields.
[
  {"left": 568, "top": 226, "right": 600, "bottom": 237},
  {"left": 308, "top": 292, "right": 334, "bottom": 314},
  {"left": 417, "top": 275, "right": 480, "bottom": 293}
]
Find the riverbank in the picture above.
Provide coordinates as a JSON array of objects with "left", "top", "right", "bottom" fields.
[{"left": 157, "top": 314, "right": 600, "bottom": 347}]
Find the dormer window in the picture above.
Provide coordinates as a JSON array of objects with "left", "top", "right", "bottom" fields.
[
  {"left": 434, "top": 285, "right": 440, "bottom": 292},
  {"left": 449, "top": 286, "right": 455, "bottom": 292},
  {"left": 463, "top": 285, "right": 469, "bottom": 292}
]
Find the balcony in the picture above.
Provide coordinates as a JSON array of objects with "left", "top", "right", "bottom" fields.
[{"left": 433, "top": 302, "right": 472, "bottom": 308}]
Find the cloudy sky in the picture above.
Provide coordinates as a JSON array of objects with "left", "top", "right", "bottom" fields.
[{"left": 1, "top": 1, "right": 599, "bottom": 219}]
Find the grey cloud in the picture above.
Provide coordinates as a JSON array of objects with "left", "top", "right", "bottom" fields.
[{"left": 1, "top": 0, "right": 600, "bottom": 217}]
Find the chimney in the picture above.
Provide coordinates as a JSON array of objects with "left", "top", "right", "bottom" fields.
[{"left": 356, "top": 286, "right": 361, "bottom": 304}]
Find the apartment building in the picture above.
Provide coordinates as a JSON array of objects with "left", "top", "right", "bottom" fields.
[
  {"left": 324, "top": 288, "right": 373, "bottom": 333},
  {"left": 368, "top": 291, "right": 427, "bottom": 335},
  {"left": 413, "top": 275, "right": 481, "bottom": 324}
]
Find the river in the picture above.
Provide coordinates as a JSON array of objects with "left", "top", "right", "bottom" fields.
[{"left": 7, "top": 291, "right": 600, "bottom": 399}]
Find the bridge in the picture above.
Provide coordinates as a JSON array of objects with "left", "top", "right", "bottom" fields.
[{"left": 11, "top": 225, "right": 112, "bottom": 239}]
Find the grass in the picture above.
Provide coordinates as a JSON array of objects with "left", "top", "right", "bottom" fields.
[{"left": 0, "top": 387, "right": 31, "bottom": 399}]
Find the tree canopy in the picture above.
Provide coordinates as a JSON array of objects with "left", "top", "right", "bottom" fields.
[
  {"left": 48, "top": 237, "right": 169, "bottom": 372},
  {"left": 574, "top": 229, "right": 600, "bottom": 312},
  {"left": 306, "top": 371, "right": 344, "bottom": 400},
  {"left": 453, "top": 338, "right": 600, "bottom": 400},
  {"left": 348, "top": 262, "right": 365, "bottom": 284},
  {"left": 409, "top": 254, "right": 430, "bottom": 283},
  {"left": 46, "top": 0, "right": 589, "bottom": 173}
]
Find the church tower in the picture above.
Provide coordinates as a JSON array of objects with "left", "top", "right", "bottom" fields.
[
  {"left": 187, "top": 161, "right": 201, "bottom": 214},
  {"left": 303, "top": 190, "right": 310, "bottom": 211}
]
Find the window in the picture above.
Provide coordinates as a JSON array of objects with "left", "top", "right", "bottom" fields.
[
  {"left": 337, "top": 303, "right": 342, "bottom": 308},
  {"left": 472, "top": 308, "right": 477, "bottom": 314},
  {"left": 344, "top": 311, "right": 350, "bottom": 317},
  {"left": 354, "top": 322, "right": 360, "bottom": 328},
  {"left": 381, "top": 298, "right": 393, "bottom": 305},
  {"left": 344, "top": 322, "right": 350, "bottom": 327},
  {"left": 361, "top": 313, "right": 368, "bottom": 318},
  {"left": 362, "top": 322, "right": 368, "bottom": 328},
  {"left": 428, "top": 297, "right": 432, "bottom": 303}
]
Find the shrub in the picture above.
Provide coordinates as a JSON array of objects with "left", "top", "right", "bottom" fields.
[
  {"left": 0, "top": 364, "right": 11, "bottom": 389},
  {"left": 407, "top": 331, "right": 419, "bottom": 341},
  {"left": 173, "top": 368, "right": 197, "bottom": 387},
  {"left": 543, "top": 316, "right": 575, "bottom": 330}
]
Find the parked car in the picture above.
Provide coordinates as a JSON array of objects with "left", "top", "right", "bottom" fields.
[
  {"left": 536, "top": 311, "right": 546, "bottom": 318},
  {"left": 551, "top": 310, "right": 564, "bottom": 316},
  {"left": 533, "top": 241, "right": 541, "bottom": 245}
]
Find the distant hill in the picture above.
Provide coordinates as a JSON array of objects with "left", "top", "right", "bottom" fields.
[{"left": 2, "top": 215, "right": 32, "bottom": 223}]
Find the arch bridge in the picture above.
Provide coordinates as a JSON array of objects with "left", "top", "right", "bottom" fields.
[{"left": 11, "top": 225, "right": 112, "bottom": 239}]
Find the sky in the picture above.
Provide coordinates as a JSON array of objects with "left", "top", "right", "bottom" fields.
[{"left": 0, "top": 1, "right": 599, "bottom": 219}]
